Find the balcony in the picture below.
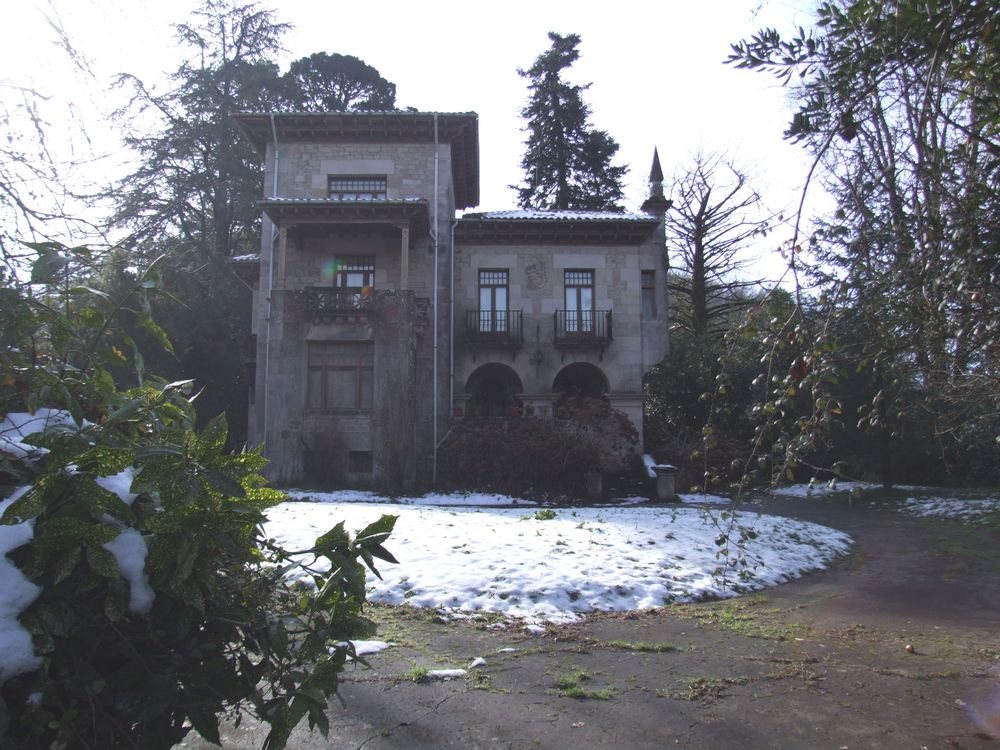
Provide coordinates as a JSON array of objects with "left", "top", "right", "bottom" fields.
[
  {"left": 464, "top": 310, "right": 524, "bottom": 359},
  {"left": 553, "top": 310, "right": 613, "bottom": 358},
  {"left": 304, "top": 287, "right": 375, "bottom": 321}
]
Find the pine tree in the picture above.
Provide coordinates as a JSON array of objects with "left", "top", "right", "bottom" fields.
[
  {"left": 514, "top": 32, "right": 626, "bottom": 212},
  {"left": 279, "top": 52, "right": 397, "bottom": 112}
]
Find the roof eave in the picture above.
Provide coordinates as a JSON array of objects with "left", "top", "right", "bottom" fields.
[{"left": 455, "top": 218, "right": 660, "bottom": 245}]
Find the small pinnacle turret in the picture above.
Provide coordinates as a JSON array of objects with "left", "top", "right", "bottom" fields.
[{"left": 641, "top": 147, "right": 672, "bottom": 216}]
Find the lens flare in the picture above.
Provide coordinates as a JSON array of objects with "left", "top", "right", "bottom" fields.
[
  {"left": 321, "top": 257, "right": 340, "bottom": 284},
  {"left": 966, "top": 666, "right": 1000, "bottom": 738}
]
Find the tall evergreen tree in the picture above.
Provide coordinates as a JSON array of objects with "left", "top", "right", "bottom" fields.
[
  {"left": 106, "top": 0, "right": 291, "bottom": 444},
  {"left": 279, "top": 52, "right": 397, "bottom": 112},
  {"left": 111, "top": 0, "right": 288, "bottom": 259},
  {"left": 514, "top": 32, "right": 626, "bottom": 211}
]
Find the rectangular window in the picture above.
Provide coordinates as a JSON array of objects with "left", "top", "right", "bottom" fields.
[
  {"left": 328, "top": 176, "right": 387, "bottom": 201},
  {"left": 478, "top": 269, "right": 509, "bottom": 333},
  {"left": 306, "top": 342, "right": 374, "bottom": 411},
  {"left": 641, "top": 270, "right": 656, "bottom": 318},
  {"left": 332, "top": 256, "right": 375, "bottom": 288},
  {"left": 564, "top": 269, "right": 594, "bottom": 333}
]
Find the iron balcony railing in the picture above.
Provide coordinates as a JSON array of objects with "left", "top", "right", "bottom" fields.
[
  {"left": 305, "top": 287, "right": 375, "bottom": 315},
  {"left": 553, "top": 309, "right": 613, "bottom": 346},
  {"left": 464, "top": 309, "right": 524, "bottom": 346}
]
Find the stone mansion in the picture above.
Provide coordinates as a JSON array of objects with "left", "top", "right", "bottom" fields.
[{"left": 232, "top": 111, "right": 670, "bottom": 491}]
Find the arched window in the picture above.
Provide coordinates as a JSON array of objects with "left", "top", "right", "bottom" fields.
[
  {"left": 465, "top": 363, "right": 523, "bottom": 417},
  {"left": 552, "top": 362, "right": 609, "bottom": 400}
]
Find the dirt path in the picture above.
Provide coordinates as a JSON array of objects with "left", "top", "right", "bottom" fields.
[{"left": 179, "top": 498, "right": 1000, "bottom": 750}]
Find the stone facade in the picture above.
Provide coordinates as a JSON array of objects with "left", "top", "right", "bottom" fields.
[{"left": 234, "top": 112, "right": 669, "bottom": 491}]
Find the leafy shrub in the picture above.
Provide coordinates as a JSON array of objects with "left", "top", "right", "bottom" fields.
[
  {"left": 439, "top": 397, "right": 637, "bottom": 498},
  {"left": 1, "top": 244, "right": 395, "bottom": 749},
  {"left": 552, "top": 395, "right": 639, "bottom": 473},
  {"left": 438, "top": 417, "right": 600, "bottom": 498}
]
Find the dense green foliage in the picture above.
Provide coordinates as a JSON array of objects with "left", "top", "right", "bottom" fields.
[
  {"left": 513, "top": 32, "right": 626, "bottom": 211},
  {"left": 0, "top": 244, "right": 396, "bottom": 748},
  {"left": 279, "top": 52, "right": 397, "bottom": 112},
  {"left": 725, "top": 0, "right": 1000, "bottom": 484}
]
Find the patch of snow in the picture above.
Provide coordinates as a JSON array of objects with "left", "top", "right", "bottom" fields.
[
  {"left": 350, "top": 640, "right": 392, "bottom": 656},
  {"left": 96, "top": 468, "right": 138, "bottom": 506},
  {"left": 102, "top": 529, "right": 154, "bottom": 615},
  {"left": 285, "top": 489, "right": 537, "bottom": 507},
  {"left": 266, "top": 500, "right": 852, "bottom": 626},
  {"left": 770, "top": 480, "right": 881, "bottom": 498},
  {"left": 678, "top": 493, "right": 732, "bottom": 506},
  {"left": 641, "top": 454, "right": 676, "bottom": 479},
  {"left": 899, "top": 496, "right": 1000, "bottom": 524},
  {"left": 0, "top": 487, "right": 42, "bottom": 684},
  {"left": 772, "top": 480, "right": 928, "bottom": 498},
  {"left": 0, "top": 409, "right": 80, "bottom": 459},
  {"left": 425, "top": 669, "right": 467, "bottom": 680},
  {"left": 497, "top": 647, "right": 517, "bottom": 653},
  {"left": 607, "top": 495, "right": 650, "bottom": 506},
  {"left": 469, "top": 657, "right": 487, "bottom": 668},
  {"left": 466, "top": 209, "right": 655, "bottom": 222}
]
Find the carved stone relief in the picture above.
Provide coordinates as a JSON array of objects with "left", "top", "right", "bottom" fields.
[{"left": 524, "top": 256, "right": 548, "bottom": 290}]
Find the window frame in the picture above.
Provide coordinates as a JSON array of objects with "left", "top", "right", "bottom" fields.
[
  {"left": 641, "top": 269, "right": 656, "bottom": 318},
  {"left": 477, "top": 269, "right": 509, "bottom": 333},
  {"left": 327, "top": 175, "right": 387, "bottom": 202},
  {"left": 332, "top": 256, "right": 375, "bottom": 289},
  {"left": 564, "top": 269, "right": 595, "bottom": 333},
  {"left": 306, "top": 341, "right": 374, "bottom": 412}
]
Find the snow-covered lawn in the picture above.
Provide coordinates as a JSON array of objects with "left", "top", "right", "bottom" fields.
[
  {"left": 770, "top": 480, "right": 894, "bottom": 498},
  {"left": 769, "top": 482, "right": 1000, "bottom": 526},
  {"left": 899, "top": 496, "right": 1000, "bottom": 524},
  {"left": 267, "top": 492, "right": 853, "bottom": 627}
]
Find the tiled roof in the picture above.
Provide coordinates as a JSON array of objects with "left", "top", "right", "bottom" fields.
[
  {"left": 261, "top": 196, "right": 425, "bottom": 204},
  {"left": 463, "top": 210, "right": 655, "bottom": 222},
  {"left": 238, "top": 110, "right": 476, "bottom": 118},
  {"left": 457, "top": 209, "right": 660, "bottom": 245}
]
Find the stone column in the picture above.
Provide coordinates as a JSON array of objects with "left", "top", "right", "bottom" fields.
[
  {"left": 399, "top": 224, "right": 410, "bottom": 290},
  {"left": 652, "top": 464, "right": 678, "bottom": 501}
]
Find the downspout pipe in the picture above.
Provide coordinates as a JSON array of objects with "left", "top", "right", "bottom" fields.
[
  {"left": 432, "top": 114, "right": 440, "bottom": 485},
  {"left": 449, "top": 218, "right": 457, "bottom": 416},
  {"left": 262, "top": 114, "right": 279, "bottom": 446}
]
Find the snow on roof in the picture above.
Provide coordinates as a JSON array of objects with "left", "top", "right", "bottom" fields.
[
  {"left": 261, "top": 196, "right": 426, "bottom": 204},
  {"left": 239, "top": 110, "right": 477, "bottom": 118},
  {"left": 464, "top": 209, "right": 655, "bottom": 222}
]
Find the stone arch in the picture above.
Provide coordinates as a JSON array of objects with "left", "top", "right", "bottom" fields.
[
  {"left": 552, "top": 362, "right": 609, "bottom": 399},
  {"left": 465, "top": 363, "right": 523, "bottom": 418}
]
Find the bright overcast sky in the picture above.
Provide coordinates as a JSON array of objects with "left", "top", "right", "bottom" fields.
[{"left": 5, "top": 0, "right": 824, "bottom": 277}]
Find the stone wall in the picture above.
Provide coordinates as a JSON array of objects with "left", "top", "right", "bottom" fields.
[{"left": 452, "top": 235, "right": 669, "bottom": 446}]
